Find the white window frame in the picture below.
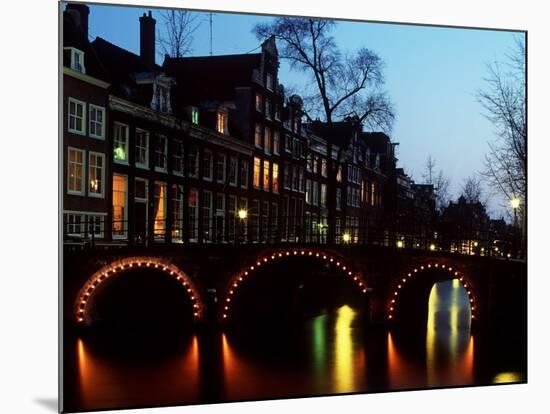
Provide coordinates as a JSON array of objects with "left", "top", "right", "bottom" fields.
[
  {"left": 240, "top": 159, "right": 249, "bottom": 189},
  {"left": 87, "top": 214, "right": 105, "bottom": 239},
  {"left": 255, "top": 124, "right": 263, "bottom": 148},
  {"left": 216, "top": 153, "right": 227, "bottom": 184},
  {"left": 88, "top": 151, "right": 105, "bottom": 198},
  {"left": 172, "top": 139, "right": 185, "bottom": 176},
  {"left": 135, "top": 129, "right": 149, "bottom": 169},
  {"left": 217, "top": 112, "right": 228, "bottom": 135},
  {"left": 273, "top": 131, "right": 280, "bottom": 155},
  {"left": 113, "top": 122, "right": 129, "bottom": 165},
  {"left": 68, "top": 97, "right": 86, "bottom": 135},
  {"left": 203, "top": 149, "right": 214, "bottom": 181},
  {"left": 67, "top": 147, "right": 86, "bottom": 196},
  {"left": 229, "top": 156, "right": 238, "bottom": 187},
  {"left": 65, "top": 47, "right": 85, "bottom": 73},
  {"left": 112, "top": 174, "right": 128, "bottom": 239},
  {"left": 66, "top": 213, "right": 85, "bottom": 237},
  {"left": 155, "top": 135, "right": 168, "bottom": 173},
  {"left": 88, "top": 104, "right": 105, "bottom": 139},
  {"left": 134, "top": 177, "right": 149, "bottom": 239}
]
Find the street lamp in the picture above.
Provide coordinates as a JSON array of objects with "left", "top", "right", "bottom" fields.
[
  {"left": 510, "top": 197, "right": 520, "bottom": 228},
  {"left": 238, "top": 209, "right": 248, "bottom": 220},
  {"left": 429, "top": 243, "right": 436, "bottom": 251},
  {"left": 237, "top": 209, "right": 248, "bottom": 244},
  {"left": 396, "top": 240, "right": 404, "bottom": 248},
  {"left": 342, "top": 232, "right": 351, "bottom": 243}
]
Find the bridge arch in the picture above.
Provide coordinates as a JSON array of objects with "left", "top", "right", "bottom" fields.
[
  {"left": 73, "top": 256, "right": 204, "bottom": 325},
  {"left": 220, "top": 247, "right": 369, "bottom": 321},
  {"left": 387, "top": 261, "right": 477, "bottom": 325}
]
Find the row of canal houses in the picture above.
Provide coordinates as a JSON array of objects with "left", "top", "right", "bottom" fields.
[{"left": 62, "top": 4, "right": 417, "bottom": 247}]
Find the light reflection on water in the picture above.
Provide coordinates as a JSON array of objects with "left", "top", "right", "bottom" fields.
[{"left": 68, "top": 282, "right": 524, "bottom": 411}]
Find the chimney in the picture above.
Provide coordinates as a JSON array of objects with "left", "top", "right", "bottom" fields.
[
  {"left": 66, "top": 3, "right": 90, "bottom": 40},
  {"left": 139, "top": 11, "right": 156, "bottom": 69}
]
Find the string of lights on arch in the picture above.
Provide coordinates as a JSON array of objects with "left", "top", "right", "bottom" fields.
[
  {"left": 74, "top": 256, "right": 204, "bottom": 325},
  {"left": 221, "top": 248, "right": 369, "bottom": 321},
  {"left": 387, "top": 262, "right": 477, "bottom": 322}
]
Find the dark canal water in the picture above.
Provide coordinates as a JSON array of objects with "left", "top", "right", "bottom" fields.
[{"left": 63, "top": 279, "right": 526, "bottom": 412}]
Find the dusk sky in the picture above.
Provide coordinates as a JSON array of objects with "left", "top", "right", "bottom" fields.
[{"left": 85, "top": 2, "right": 523, "bottom": 218}]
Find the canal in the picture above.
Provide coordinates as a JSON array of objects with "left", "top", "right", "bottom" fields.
[{"left": 62, "top": 279, "right": 526, "bottom": 412}]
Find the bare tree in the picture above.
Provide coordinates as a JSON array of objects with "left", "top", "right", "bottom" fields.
[
  {"left": 461, "top": 176, "right": 484, "bottom": 204},
  {"left": 478, "top": 37, "right": 526, "bottom": 207},
  {"left": 253, "top": 17, "right": 394, "bottom": 131},
  {"left": 158, "top": 10, "right": 201, "bottom": 58},
  {"left": 422, "top": 155, "right": 450, "bottom": 212}
]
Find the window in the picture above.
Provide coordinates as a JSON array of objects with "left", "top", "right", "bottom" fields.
[
  {"left": 283, "top": 162, "right": 290, "bottom": 190},
  {"left": 153, "top": 182, "right": 167, "bottom": 240},
  {"left": 298, "top": 167, "right": 305, "bottom": 192},
  {"left": 255, "top": 94, "right": 263, "bottom": 112},
  {"left": 228, "top": 195, "right": 237, "bottom": 241},
  {"left": 266, "top": 73, "right": 274, "bottom": 91},
  {"left": 153, "top": 84, "right": 170, "bottom": 114},
  {"left": 88, "top": 152, "right": 105, "bottom": 198},
  {"left": 305, "top": 179, "right": 312, "bottom": 204},
  {"left": 253, "top": 157, "right": 261, "bottom": 189},
  {"left": 112, "top": 174, "right": 127, "bottom": 238},
  {"left": 202, "top": 190, "right": 213, "bottom": 241},
  {"left": 285, "top": 134, "right": 292, "bottom": 152},
  {"left": 155, "top": 135, "right": 168, "bottom": 172},
  {"left": 188, "top": 146, "right": 199, "bottom": 178},
  {"left": 239, "top": 197, "right": 248, "bottom": 241},
  {"left": 320, "top": 183, "right": 327, "bottom": 208},
  {"left": 272, "top": 163, "right": 279, "bottom": 194},
  {"left": 188, "top": 188, "right": 199, "bottom": 242},
  {"left": 172, "top": 139, "right": 184, "bottom": 176},
  {"left": 68, "top": 98, "right": 85, "bottom": 135},
  {"left": 240, "top": 159, "right": 249, "bottom": 189},
  {"left": 134, "top": 178, "right": 148, "bottom": 242},
  {"left": 113, "top": 123, "right": 129, "bottom": 164},
  {"left": 321, "top": 158, "right": 328, "bottom": 177},
  {"left": 371, "top": 183, "right": 376, "bottom": 206},
  {"left": 216, "top": 154, "right": 226, "bottom": 183},
  {"left": 273, "top": 131, "right": 280, "bottom": 155},
  {"left": 251, "top": 199, "right": 260, "bottom": 242},
  {"left": 271, "top": 202, "right": 278, "bottom": 242},
  {"left": 265, "top": 99, "right": 271, "bottom": 119},
  {"left": 313, "top": 156, "right": 319, "bottom": 173},
  {"left": 217, "top": 112, "right": 228, "bottom": 134},
  {"left": 69, "top": 48, "right": 85, "bottom": 73},
  {"left": 261, "top": 201, "right": 269, "bottom": 242},
  {"left": 215, "top": 193, "right": 225, "bottom": 242},
  {"left": 191, "top": 107, "right": 199, "bottom": 124},
  {"left": 264, "top": 127, "right": 271, "bottom": 154},
  {"left": 171, "top": 184, "right": 184, "bottom": 242},
  {"left": 274, "top": 104, "right": 281, "bottom": 121},
  {"left": 67, "top": 147, "right": 85, "bottom": 195},
  {"left": 336, "top": 165, "right": 342, "bottom": 182},
  {"left": 87, "top": 215, "right": 105, "bottom": 239},
  {"left": 292, "top": 165, "right": 298, "bottom": 191},
  {"left": 263, "top": 160, "right": 270, "bottom": 191},
  {"left": 88, "top": 105, "right": 105, "bottom": 139},
  {"left": 66, "top": 213, "right": 84, "bottom": 237},
  {"left": 203, "top": 149, "right": 213, "bottom": 181},
  {"left": 306, "top": 154, "right": 313, "bottom": 172},
  {"left": 255, "top": 124, "right": 262, "bottom": 148},
  {"left": 135, "top": 129, "right": 149, "bottom": 169},
  {"left": 312, "top": 181, "right": 319, "bottom": 206},
  {"left": 229, "top": 156, "right": 238, "bottom": 186}
]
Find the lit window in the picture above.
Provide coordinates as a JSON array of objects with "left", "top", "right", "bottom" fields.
[
  {"left": 217, "top": 112, "right": 228, "bottom": 134},
  {"left": 88, "top": 105, "right": 105, "bottom": 139},
  {"left": 171, "top": 184, "right": 184, "bottom": 242},
  {"left": 68, "top": 98, "right": 85, "bottom": 135},
  {"left": 253, "top": 157, "right": 261, "bottom": 189},
  {"left": 263, "top": 160, "right": 270, "bottom": 191},
  {"left": 154, "top": 182, "right": 167, "bottom": 240},
  {"left": 134, "top": 178, "right": 148, "bottom": 242},
  {"left": 112, "top": 174, "right": 128, "bottom": 238},
  {"left": 173, "top": 139, "right": 184, "bottom": 176},
  {"left": 155, "top": 135, "right": 168, "bottom": 172},
  {"left": 191, "top": 107, "right": 199, "bottom": 124},
  {"left": 88, "top": 152, "right": 105, "bottom": 198},
  {"left": 67, "top": 147, "right": 85, "bottom": 195},
  {"left": 272, "top": 163, "right": 279, "bottom": 194},
  {"left": 336, "top": 165, "right": 342, "bottom": 182},
  {"left": 203, "top": 150, "right": 213, "bottom": 181},
  {"left": 135, "top": 129, "right": 149, "bottom": 169},
  {"left": 113, "top": 123, "right": 129, "bottom": 164}
]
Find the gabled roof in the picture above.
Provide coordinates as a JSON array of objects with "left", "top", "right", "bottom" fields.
[
  {"left": 307, "top": 121, "right": 360, "bottom": 147},
  {"left": 164, "top": 53, "right": 262, "bottom": 103}
]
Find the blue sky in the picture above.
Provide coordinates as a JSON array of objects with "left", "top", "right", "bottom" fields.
[{"left": 83, "top": 2, "right": 523, "bottom": 218}]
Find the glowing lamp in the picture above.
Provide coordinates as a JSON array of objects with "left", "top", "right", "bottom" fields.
[
  {"left": 342, "top": 233, "right": 351, "bottom": 243},
  {"left": 396, "top": 240, "right": 404, "bottom": 248},
  {"left": 429, "top": 244, "right": 436, "bottom": 251},
  {"left": 510, "top": 197, "right": 520, "bottom": 209},
  {"left": 237, "top": 209, "right": 248, "bottom": 220}
]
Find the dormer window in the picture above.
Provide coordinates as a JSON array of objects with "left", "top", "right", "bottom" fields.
[
  {"left": 217, "top": 112, "right": 228, "bottom": 134},
  {"left": 191, "top": 107, "right": 199, "bottom": 125},
  {"left": 68, "top": 48, "right": 85, "bottom": 74},
  {"left": 266, "top": 73, "right": 274, "bottom": 91},
  {"left": 152, "top": 81, "right": 172, "bottom": 114}
]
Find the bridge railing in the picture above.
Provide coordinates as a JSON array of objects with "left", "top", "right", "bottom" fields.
[{"left": 62, "top": 214, "right": 523, "bottom": 260}]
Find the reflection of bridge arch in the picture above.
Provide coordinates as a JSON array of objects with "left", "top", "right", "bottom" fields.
[
  {"left": 387, "top": 262, "right": 477, "bottom": 324},
  {"left": 73, "top": 256, "right": 204, "bottom": 325},
  {"left": 221, "top": 248, "right": 369, "bottom": 321}
]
